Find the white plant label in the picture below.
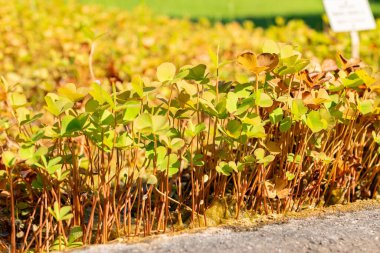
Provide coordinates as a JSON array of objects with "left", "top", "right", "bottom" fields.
[{"left": 323, "top": 0, "right": 376, "bottom": 32}]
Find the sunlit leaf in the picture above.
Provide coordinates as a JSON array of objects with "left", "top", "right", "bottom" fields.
[
  {"left": 279, "top": 116, "right": 292, "bottom": 132},
  {"left": 342, "top": 73, "right": 363, "bottom": 88},
  {"left": 131, "top": 76, "right": 144, "bottom": 98},
  {"left": 262, "top": 40, "right": 280, "bottom": 54},
  {"left": 306, "top": 110, "right": 327, "bottom": 133},
  {"left": 134, "top": 113, "right": 169, "bottom": 135},
  {"left": 226, "top": 92, "right": 239, "bottom": 113},
  {"left": 226, "top": 120, "right": 242, "bottom": 139},
  {"left": 68, "top": 226, "right": 83, "bottom": 245},
  {"left": 286, "top": 171, "right": 295, "bottom": 180},
  {"left": 291, "top": 99, "right": 308, "bottom": 120},
  {"left": 216, "top": 161, "right": 237, "bottom": 176},
  {"left": 237, "top": 51, "right": 278, "bottom": 75},
  {"left": 157, "top": 62, "right": 176, "bottom": 82},
  {"left": 123, "top": 101, "right": 141, "bottom": 122},
  {"left": 58, "top": 83, "right": 88, "bottom": 102},
  {"left": 358, "top": 100, "right": 374, "bottom": 115},
  {"left": 61, "top": 115, "right": 83, "bottom": 135},
  {"left": 269, "top": 108, "right": 283, "bottom": 124},
  {"left": 255, "top": 89, "right": 273, "bottom": 108},
  {"left": 7, "top": 92, "right": 27, "bottom": 108},
  {"left": 89, "top": 83, "right": 114, "bottom": 108},
  {"left": 147, "top": 174, "right": 158, "bottom": 185},
  {"left": 44, "top": 93, "right": 74, "bottom": 117},
  {"left": 184, "top": 64, "right": 207, "bottom": 81},
  {"left": 2, "top": 151, "right": 16, "bottom": 167}
]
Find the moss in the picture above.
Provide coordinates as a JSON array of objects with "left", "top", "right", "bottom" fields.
[{"left": 204, "top": 198, "right": 231, "bottom": 225}]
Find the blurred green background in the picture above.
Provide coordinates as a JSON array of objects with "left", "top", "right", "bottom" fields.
[{"left": 79, "top": 0, "right": 380, "bottom": 29}]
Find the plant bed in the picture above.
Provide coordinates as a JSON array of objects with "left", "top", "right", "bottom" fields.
[{"left": 1, "top": 38, "right": 380, "bottom": 252}]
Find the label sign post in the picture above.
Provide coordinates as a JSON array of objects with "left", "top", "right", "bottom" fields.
[{"left": 323, "top": 0, "right": 376, "bottom": 59}]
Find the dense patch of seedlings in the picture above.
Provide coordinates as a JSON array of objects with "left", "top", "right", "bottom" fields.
[{"left": 1, "top": 39, "right": 379, "bottom": 252}]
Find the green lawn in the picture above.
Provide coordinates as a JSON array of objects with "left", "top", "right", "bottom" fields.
[{"left": 80, "top": 0, "right": 380, "bottom": 20}]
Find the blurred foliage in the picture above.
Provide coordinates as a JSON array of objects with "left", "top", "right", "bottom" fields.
[{"left": 1, "top": 0, "right": 380, "bottom": 105}]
